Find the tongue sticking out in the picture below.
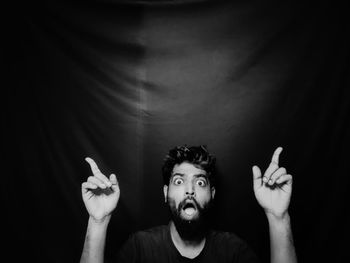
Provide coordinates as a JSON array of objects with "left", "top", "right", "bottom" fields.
[{"left": 184, "top": 207, "right": 196, "bottom": 216}]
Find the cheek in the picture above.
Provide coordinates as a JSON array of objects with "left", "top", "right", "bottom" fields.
[
  {"left": 195, "top": 187, "right": 212, "bottom": 203},
  {"left": 167, "top": 186, "right": 185, "bottom": 204}
]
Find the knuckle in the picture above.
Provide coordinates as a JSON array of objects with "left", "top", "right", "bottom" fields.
[
  {"left": 271, "top": 173, "right": 278, "bottom": 179},
  {"left": 87, "top": 176, "right": 95, "bottom": 182}
]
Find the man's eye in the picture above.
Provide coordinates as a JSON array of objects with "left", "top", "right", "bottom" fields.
[
  {"left": 173, "top": 178, "right": 183, "bottom": 185},
  {"left": 196, "top": 179, "right": 207, "bottom": 187}
]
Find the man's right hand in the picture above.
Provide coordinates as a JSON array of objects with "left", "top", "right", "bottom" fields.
[{"left": 81, "top": 157, "right": 120, "bottom": 223}]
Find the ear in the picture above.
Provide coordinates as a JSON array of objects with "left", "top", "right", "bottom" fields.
[
  {"left": 163, "top": 185, "right": 168, "bottom": 203},
  {"left": 211, "top": 187, "right": 216, "bottom": 199}
]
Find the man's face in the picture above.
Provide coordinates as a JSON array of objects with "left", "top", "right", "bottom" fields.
[{"left": 163, "top": 162, "right": 215, "bottom": 222}]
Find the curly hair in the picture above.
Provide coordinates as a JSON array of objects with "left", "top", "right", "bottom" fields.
[{"left": 162, "top": 145, "right": 216, "bottom": 187}]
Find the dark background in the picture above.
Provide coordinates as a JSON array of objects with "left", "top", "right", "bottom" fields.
[{"left": 3, "top": 0, "right": 349, "bottom": 262}]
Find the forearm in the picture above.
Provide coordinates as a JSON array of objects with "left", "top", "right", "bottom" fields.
[
  {"left": 267, "top": 213, "right": 297, "bottom": 263},
  {"left": 80, "top": 216, "right": 111, "bottom": 263}
]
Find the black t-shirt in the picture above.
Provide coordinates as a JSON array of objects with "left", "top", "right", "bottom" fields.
[{"left": 116, "top": 224, "right": 260, "bottom": 263}]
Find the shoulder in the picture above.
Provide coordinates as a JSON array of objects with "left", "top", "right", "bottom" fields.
[
  {"left": 116, "top": 225, "right": 169, "bottom": 262},
  {"left": 208, "top": 229, "right": 247, "bottom": 245},
  {"left": 207, "top": 230, "right": 260, "bottom": 262},
  {"left": 133, "top": 225, "right": 168, "bottom": 241},
  {"left": 125, "top": 225, "right": 169, "bottom": 249}
]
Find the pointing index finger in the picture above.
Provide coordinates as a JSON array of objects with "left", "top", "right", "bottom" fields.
[
  {"left": 85, "top": 157, "right": 101, "bottom": 174},
  {"left": 271, "top": 147, "right": 283, "bottom": 165},
  {"left": 85, "top": 157, "right": 113, "bottom": 187}
]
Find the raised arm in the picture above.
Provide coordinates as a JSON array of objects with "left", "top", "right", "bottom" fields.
[
  {"left": 80, "top": 157, "right": 120, "bottom": 263},
  {"left": 252, "top": 147, "right": 297, "bottom": 263}
]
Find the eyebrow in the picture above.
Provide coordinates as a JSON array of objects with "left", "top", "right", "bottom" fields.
[{"left": 172, "top": 173, "right": 208, "bottom": 179}]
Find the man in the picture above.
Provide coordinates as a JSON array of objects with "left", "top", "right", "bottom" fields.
[{"left": 80, "top": 145, "right": 297, "bottom": 263}]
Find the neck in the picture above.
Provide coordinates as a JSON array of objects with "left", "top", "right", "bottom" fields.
[{"left": 169, "top": 221, "right": 206, "bottom": 258}]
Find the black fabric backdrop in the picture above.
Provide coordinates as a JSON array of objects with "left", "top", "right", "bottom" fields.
[{"left": 3, "top": 0, "right": 350, "bottom": 262}]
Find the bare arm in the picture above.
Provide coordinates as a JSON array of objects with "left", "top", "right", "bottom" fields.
[
  {"left": 253, "top": 147, "right": 297, "bottom": 263},
  {"left": 80, "top": 216, "right": 111, "bottom": 263},
  {"left": 266, "top": 213, "right": 297, "bottom": 263},
  {"left": 80, "top": 158, "right": 120, "bottom": 263}
]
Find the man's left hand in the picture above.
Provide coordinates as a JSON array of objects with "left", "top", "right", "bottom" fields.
[{"left": 252, "top": 147, "right": 293, "bottom": 218}]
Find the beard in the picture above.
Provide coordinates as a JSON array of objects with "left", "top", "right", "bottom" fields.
[{"left": 167, "top": 196, "right": 213, "bottom": 241}]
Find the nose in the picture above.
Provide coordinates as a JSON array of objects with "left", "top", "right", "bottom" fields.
[{"left": 185, "top": 182, "right": 195, "bottom": 197}]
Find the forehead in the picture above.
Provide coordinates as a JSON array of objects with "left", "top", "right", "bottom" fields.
[{"left": 172, "top": 162, "right": 207, "bottom": 176}]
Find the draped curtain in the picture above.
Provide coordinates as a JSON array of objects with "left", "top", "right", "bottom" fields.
[{"left": 3, "top": 0, "right": 349, "bottom": 262}]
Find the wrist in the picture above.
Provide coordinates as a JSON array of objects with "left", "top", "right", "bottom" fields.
[
  {"left": 266, "top": 211, "right": 290, "bottom": 224},
  {"left": 266, "top": 212, "right": 292, "bottom": 233},
  {"left": 89, "top": 215, "right": 111, "bottom": 226}
]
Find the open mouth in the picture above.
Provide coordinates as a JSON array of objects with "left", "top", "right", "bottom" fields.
[{"left": 182, "top": 201, "right": 197, "bottom": 216}]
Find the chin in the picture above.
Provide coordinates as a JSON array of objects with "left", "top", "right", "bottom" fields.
[
  {"left": 180, "top": 211, "right": 200, "bottom": 222},
  {"left": 174, "top": 213, "right": 208, "bottom": 241},
  {"left": 168, "top": 201, "right": 212, "bottom": 241}
]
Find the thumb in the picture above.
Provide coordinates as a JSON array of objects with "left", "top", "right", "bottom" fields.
[
  {"left": 252, "top": 165, "right": 262, "bottom": 190},
  {"left": 109, "top": 174, "right": 119, "bottom": 188}
]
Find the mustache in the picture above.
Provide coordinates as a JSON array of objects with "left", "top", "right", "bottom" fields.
[{"left": 178, "top": 196, "right": 200, "bottom": 211}]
